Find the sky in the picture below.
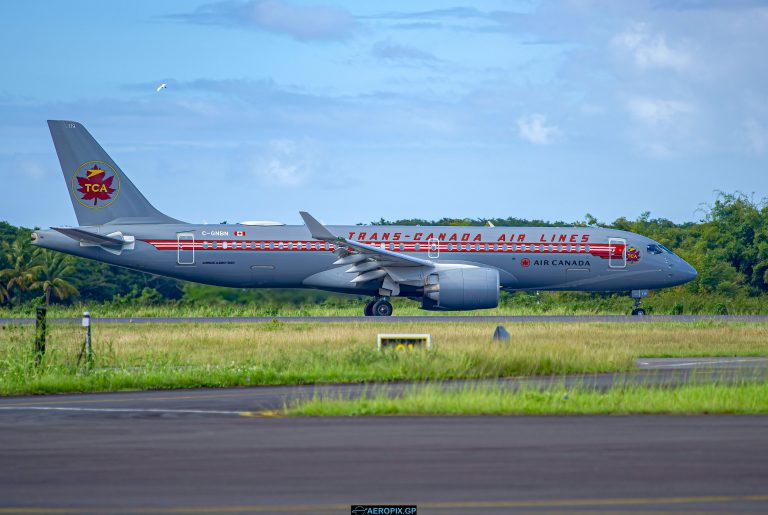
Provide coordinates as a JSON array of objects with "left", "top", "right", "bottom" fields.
[{"left": 1, "top": 0, "right": 767, "bottom": 228}]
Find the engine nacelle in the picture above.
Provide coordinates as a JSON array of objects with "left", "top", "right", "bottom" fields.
[{"left": 421, "top": 267, "right": 499, "bottom": 311}]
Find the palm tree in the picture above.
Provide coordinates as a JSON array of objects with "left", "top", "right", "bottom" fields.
[
  {"left": 29, "top": 251, "right": 79, "bottom": 305},
  {"left": 0, "top": 237, "right": 38, "bottom": 305}
]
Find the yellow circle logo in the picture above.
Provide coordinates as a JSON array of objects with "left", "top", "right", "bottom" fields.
[{"left": 71, "top": 161, "right": 120, "bottom": 209}]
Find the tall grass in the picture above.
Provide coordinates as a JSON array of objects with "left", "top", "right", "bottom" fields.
[
  {"left": 288, "top": 382, "right": 768, "bottom": 416},
  {"left": 2, "top": 289, "right": 767, "bottom": 318},
  {"left": 1, "top": 321, "right": 766, "bottom": 395}
]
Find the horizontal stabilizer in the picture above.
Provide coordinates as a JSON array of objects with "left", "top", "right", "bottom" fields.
[{"left": 53, "top": 227, "right": 124, "bottom": 246}]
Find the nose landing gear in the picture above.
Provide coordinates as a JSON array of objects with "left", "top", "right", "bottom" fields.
[
  {"left": 364, "top": 297, "right": 393, "bottom": 317},
  {"left": 630, "top": 289, "right": 648, "bottom": 316}
]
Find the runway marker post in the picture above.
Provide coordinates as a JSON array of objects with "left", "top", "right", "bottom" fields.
[
  {"left": 77, "top": 311, "right": 93, "bottom": 368},
  {"left": 34, "top": 305, "right": 46, "bottom": 366}
]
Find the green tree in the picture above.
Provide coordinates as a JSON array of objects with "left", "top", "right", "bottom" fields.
[
  {"left": 0, "top": 237, "right": 37, "bottom": 305},
  {"left": 29, "top": 250, "right": 80, "bottom": 305}
]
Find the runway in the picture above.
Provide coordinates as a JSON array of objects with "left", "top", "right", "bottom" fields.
[
  {"left": 1, "top": 358, "right": 767, "bottom": 513},
  {"left": 2, "top": 314, "right": 768, "bottom": 324}
]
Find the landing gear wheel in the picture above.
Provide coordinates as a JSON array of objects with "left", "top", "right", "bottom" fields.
[
  {"left": 372, "top": 299, "right": 393, "bottom": 317},
  {"left": 364, "top": 300, "right": 375, "bottom": 317},
  {"left": 630, "top": 292, "right": 647, "bottom": 316}
]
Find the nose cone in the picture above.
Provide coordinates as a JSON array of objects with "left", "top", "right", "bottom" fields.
[{"left": 679, "top": 258, "right": 697, "bottom": 284}]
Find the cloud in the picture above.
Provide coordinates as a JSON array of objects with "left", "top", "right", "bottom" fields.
[
  {"left": 163, "top": 0, "right": 356, "bottom": 41},
  {"left": 363, "top": 6, "right": 528, "bottom": 33},
  {"left": 613, "top": 23, "right": 691, "bottom": 72},
  {"left": 654, "top": 0, "right": 768, "bottom": 11},
  {"left": 627, "top": 97, "right": 694, "bottom": 126},
  {"left": 244, "top": 139, "right": 317, "bottom": 187},
  {"left": 744, "top": 119, "right": 768, "bottom": 155},
  {"left": 516, "top": 114, "right": 560, "bottom": 145},
  {"left": 368, "top": 7, "right": 492, "bottom": 21},
  {"left": 371, "top": 40, "right": 440, "bottom": 63}
]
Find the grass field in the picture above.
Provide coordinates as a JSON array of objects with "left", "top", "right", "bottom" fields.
[
  {"left": 287, "top": 382, "right": 768, "bottom": 416},
  {"left": 1, "top": 320, "right": 767, "bottom": 395},
  {"left": 1, "top": 287, "right": 767, "bottom": 318}
]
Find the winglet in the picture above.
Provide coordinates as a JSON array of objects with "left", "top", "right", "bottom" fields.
[{"left": 299, "top": 211, "right": 340, "bottom": 242}]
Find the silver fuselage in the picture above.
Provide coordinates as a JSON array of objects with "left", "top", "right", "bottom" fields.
[{"left": 32, "top": 223, "right": 697, "bottom": 295}]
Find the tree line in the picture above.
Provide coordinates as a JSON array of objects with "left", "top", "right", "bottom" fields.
[{"left": 1, "top": 192, "right": 766, "bottom": 308}]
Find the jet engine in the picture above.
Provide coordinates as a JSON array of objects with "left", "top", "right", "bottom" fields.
[{"left": 421, "top": 267, "right": 499, "bottom": 311}]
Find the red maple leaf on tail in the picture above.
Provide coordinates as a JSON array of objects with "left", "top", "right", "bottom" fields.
[{"left": 77, "top": 165, "right": 115, "bottom": 205}]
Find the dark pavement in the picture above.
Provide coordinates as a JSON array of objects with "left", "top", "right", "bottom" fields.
[
  {"left": 0, "top": 358, "right": 767, "bottom": 513},
  {"left": 0, "top": 415, "right": 766, "bottom": 513}
]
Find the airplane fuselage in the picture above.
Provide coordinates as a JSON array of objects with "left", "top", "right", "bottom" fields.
[{"left": 33, "top": 222, "right": 696, "bottom": 295}]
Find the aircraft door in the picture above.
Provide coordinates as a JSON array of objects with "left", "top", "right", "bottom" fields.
[
  {"left": 428, "top": 238, "right": 439, "bottom": 259},
  {"left": 608, "top": 237, "right": 626, "bottom": 269},
  {"left": 177, "top": 232, "right": 195, "bottom": 265}
]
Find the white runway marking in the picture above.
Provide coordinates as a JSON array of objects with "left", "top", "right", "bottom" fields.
[
  {"left": 0, "top": 406, "right": 247, "bottom": 416},
  {"left": 638, "top": 357, "right": 768, "bottom": 368}
]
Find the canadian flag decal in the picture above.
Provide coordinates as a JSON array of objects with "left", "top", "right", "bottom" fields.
[{"left": 234, "top": 231, "right": 246, "bottom": 237}]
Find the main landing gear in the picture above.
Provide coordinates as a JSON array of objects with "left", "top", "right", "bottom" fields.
[
  {"left": 630, "top": 289, "right": 648, "bottom": 316},
  {"left": 364, "top": 298, "right": 393, "bottom": 317}
]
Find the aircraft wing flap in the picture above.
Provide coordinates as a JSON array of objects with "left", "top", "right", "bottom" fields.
[
  {"left": 301, "top": 211, "right": 434, "bottom": 296},
  {"left": 339, "top": 238, "right": 432, "bottom": 267},
  {"left": 53, "top": 227, "right": 124, "bottom": 246},
  {"left": 300, "top": 211, "right": 433, "bottom": 268}
]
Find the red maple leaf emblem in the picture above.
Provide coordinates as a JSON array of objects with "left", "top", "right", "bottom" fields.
[{"left": 77, "top": 165, "right": 115, "bottom": 206}]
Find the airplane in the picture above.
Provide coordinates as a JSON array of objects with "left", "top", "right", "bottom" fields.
[{"left": 32, "top": 120, "right": 698, "bottom": 316}]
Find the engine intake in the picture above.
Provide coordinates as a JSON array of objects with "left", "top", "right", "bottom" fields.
[{"left": 422, "top": 267, "right": 499, "bottom": 311}]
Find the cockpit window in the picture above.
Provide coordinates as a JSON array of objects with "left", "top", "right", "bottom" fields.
[
  {"left": 647, "top": 244, "right": 663, "bottom": 254},
  {"left": 648, "top": 244, "right": 674, "bottom": 255}
]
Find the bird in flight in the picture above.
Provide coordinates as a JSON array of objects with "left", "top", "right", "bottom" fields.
[{"left": 156, "top": 83, "right": 167, "bottom": 92}]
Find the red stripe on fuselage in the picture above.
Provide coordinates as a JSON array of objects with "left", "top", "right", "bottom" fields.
[{"left": 144, "top": 240, "right": 624, "bottom": 259}]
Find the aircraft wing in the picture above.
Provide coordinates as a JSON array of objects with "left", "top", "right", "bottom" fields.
[
  {"left": 53, "top": 227, "right": 125, "bottom": 246},
  {"left": 300, "top": 211, "right": 434, "bottom": 294}
]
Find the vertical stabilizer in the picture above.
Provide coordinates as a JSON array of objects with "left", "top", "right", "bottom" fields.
[{"left": 47, "top": 120, "right": 180, "bottom": 225}]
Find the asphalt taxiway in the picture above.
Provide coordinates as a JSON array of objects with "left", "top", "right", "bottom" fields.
[
  {"left": 1, "top": 357, "right": 767, "bottom": 513},
  {"left": 1, "top": 314, "right": 768, "bottom": 325}
]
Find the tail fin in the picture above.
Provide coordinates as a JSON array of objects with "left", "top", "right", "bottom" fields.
[{"left": 47, "top": 120, "right": 180, "bottom": 225}]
